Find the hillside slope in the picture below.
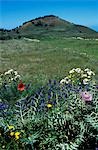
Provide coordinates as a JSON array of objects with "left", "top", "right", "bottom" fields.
[{"left": 0, "top": 15, "right": 98, "bottom": 39}]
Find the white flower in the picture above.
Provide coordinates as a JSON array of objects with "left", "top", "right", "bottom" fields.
[
  {"left": 14, "top": 71, "right": 18, "bottom": 76},
  {"left": 60, "top": 77, "right": 71, "bottom": 84},
  {"left": 87, "top": 71, "right": 95, "bottom": 76},
  {"left": 60, "top": 79, "right": 66, "bottom": 84},
  {"left": 9, "top": 69, "right": 13, "bottom": 72},
  {"left": 75, "top": 68, "right": 82, "bottom": 73},
  {"left": 4, "top": 71, "right": 9, "bottom": 75},
  {"left": 87, "top": 76, "right": 91, "bottom": 79},
  {"left": 81, "top": 74, "right": 88, "bottom": 78},
  {"left": 92, "top": 72, "right": 95, "bottom": 76},
  {"left": 84, "top": 68, "right": 95, "bottom": 75},
  {"left": 7, "top": 69, "right": 14, "bottom": 74},
  {"left": 11, "top": 78, "right": 14, "bottom": 81},
  {"left": 69, "top": 69, "right": 75, "bottom": 74},
  {"left": 84, "top": 68, "right": 90, "bottom": 72},
  {"left": 64, "top": 77, "right": 71, "bottom": 84},
  {"left": 83, "top": 78, "right": 90, "bottom": 85},
  {"left": 14, "top": 75, "right": 21, "bottom": 80}
]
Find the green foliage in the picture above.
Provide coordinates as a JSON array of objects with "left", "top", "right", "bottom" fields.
[{"left": 0, "top": 69, "right": 98, "bottom": 149}]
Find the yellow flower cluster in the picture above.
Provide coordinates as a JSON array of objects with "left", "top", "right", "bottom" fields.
[
  {"left": 10, "top": 131, "right": 21, "bottom": 140},
  {"left": 60, "top": 68, "right": 95, "bottom": 85},
  {"left": 8, "top": 125, "right": 21, "bottom": 140}
]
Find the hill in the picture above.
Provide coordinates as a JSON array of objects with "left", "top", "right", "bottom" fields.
[{"left": 0, "top": 15, "right": 98, "bottom": 40}]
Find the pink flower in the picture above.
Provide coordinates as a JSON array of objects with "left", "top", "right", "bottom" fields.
[{"left": 80, "top": 91, "right": 92, "bottom": 102}]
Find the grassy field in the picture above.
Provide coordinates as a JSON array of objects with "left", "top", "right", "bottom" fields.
[{"left": 0, "top": 37, "right": 98, "bottom": 88}]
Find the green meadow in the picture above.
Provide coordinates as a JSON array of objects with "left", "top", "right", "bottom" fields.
[
  {"left": 0, "top": 37, "right": 98, "bottom": 150},
  {"left": 0, "top": 37, "right": 98, "bottom": 87}
]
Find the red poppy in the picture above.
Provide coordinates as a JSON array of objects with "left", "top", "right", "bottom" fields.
[{"left": 17, "top": 81, "right": 25, "bottom": 91}]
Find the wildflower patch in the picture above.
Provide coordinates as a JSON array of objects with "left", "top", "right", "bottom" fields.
[{"left": 0, "top": 68, "right": 98, "bottom": 149}]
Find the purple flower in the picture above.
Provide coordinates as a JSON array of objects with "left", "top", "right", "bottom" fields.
[
  {"left": 80, "top": 91, "right": 92, "bottom": 102},
  {"left": 0, "top": 102, "right": 8, "bottom": 110},
  {"left": 96, "top": 85, "right": 98, "bottom": 89}
]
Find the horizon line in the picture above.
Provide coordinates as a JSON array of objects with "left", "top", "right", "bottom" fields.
[{"left": 0, "top": 15, "right": 98, "bottom": 32}]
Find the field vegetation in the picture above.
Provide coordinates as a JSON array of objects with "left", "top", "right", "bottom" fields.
[
  {"left": 0, "top": 37, "right": 98, "bottom": 88},
  {"left": 0, "top": 37, "right": 98, "bottom": 149}
]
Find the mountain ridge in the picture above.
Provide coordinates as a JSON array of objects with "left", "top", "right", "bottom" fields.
[{"left": 0, "top": 15, "right": 98, "bottom": 40}]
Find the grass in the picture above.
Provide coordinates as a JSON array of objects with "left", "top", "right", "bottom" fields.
[
  {"left": 0, "top": 37, "right": 98, "bottom": 149},
  {"left": 0, "top": 37, "right": 98, "bottom": 89}
]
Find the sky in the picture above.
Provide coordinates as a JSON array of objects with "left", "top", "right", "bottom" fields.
[{"left": 0, "top": 0, "right": 98, "bottom": 31}]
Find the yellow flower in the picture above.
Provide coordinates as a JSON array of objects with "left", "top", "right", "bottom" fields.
[
  {"left": 8, "top": 125, "right": 14, "bottom": 130},
  {"left": 15, "top": 135, "right": 20, "bottom": 140},
  {"left": 10, "top": 132, "right": 14, "bottom": 136},
  {"left": 47, "top": 104, "right": 52, "bottom": 108},
  {"left": 15, "top": 132, "right": 21, "bottom": 140},
  {"left": 15, "top": 132, "right": 20, "bottom": 136}
]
